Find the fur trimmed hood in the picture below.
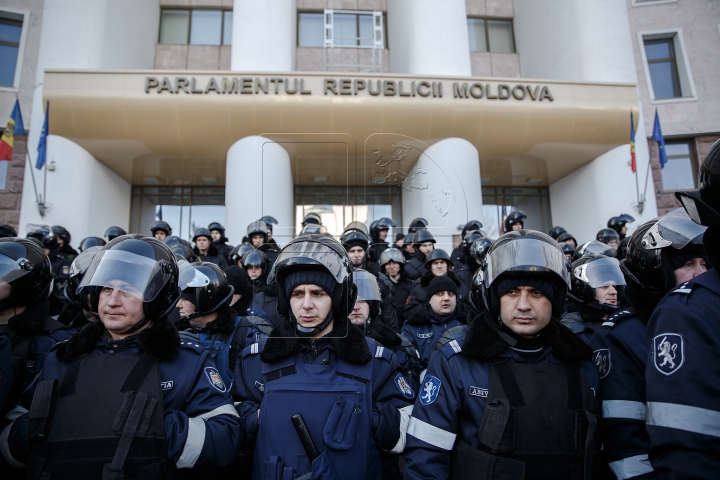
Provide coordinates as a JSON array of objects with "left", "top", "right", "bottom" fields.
[
  {"left": 406, "top": 303, "right": 459, "bottom": 326},
  {"left": 56, "top": 316, "right": 180, "bottom": 362},
  {"left": 462, "top": 310, "right": 593, "bottom": 364},
  {"left": 261, "top": 317, "right": 372, "bottom": 365},
  {"left": 202, "top": 306, "right": 237, "bottom": 334}
]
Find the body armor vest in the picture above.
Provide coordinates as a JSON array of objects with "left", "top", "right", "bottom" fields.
[
  {"left": 451, "top": 358, "right": 600, "bottom": 480},
  {"left": 27, "top": 353, "right": 167, "bottom": 480}
]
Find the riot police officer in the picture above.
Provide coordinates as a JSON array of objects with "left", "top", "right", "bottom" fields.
[
  {"left": 1, "top": 235, "right": 242, "bottom": 477},
  {"left": 193, "top": 227, "right": 228, "bottom": 269},
  {"left": 78, "top": 236, "right": 105, "bottom": 251},
  {"left": 232, "top": 234, "right": 414, "bottom": 480},
  {"left": 242, "top": 249, "right": 269, "bottom": 296},
  {"left": 0, "top": 224, "right": 16, "bottom": 238},
  {"left": 454, "top": 233, "right": 490, "bottom": 291},
  {"left": 596, "top": 228, "right": 621, "bottom": 249},
  {"left": 259, "top": 216, "right": 279, "bottom": 248},
  {"left": 402, "top": 231, "right": 416, "bottom": 260},
  {"left": 56, "top": 246, "right": 102, "bottom": 332},
  {"left": 557, "top": 231, "right": 578, "bottom": 249},
  {"left": 407, "top": 217, "right": 428, "bottom": 233},
  {"left": 378, "top": 247, "right": 416, "bottom": 330},
  {"left": 28, "top": 226, "right": 71, "bottom": 315},
  {"left": 548, "top": 226, "right": 567, "bottom": 240},
  {"left": 575, "top": 240, "right": 617, "bottom": 259},
  {"left": 104, "top": 226, "right": 126, "bottom": 241},
  {"left": 150, "top": 220, "right": 172, "bottom": 241},
  {"left": 451, "top": 220, "right": 483, "bottom": 264},
  {"left": 51, "top": 225, "right": 78, "bottom": 258},
  {"left": 209, "top": 222, "right": 235, "bottom": 262},
  {"left": 504, "top": 210, "right": 526, "bottom": 232},
  {"left": 403, "top": 249, "right": 468, "bottom": 320},
  {"left": 607, "top": 214, "right": 635, "bottom": 240},
  {"left": 229, "top": 244, "right": 254, "bottom": 268},
  {"left": 404, "top": 229, "right": 436, "bottom": 281},
  {"left": 367, "top": 217, "right": 396, "bottom": 267},
  {"left": 246, "top": 220, "right": 279, "bottom": 264},
  {"left": 405, "top": 230, "right": 600, "bottom": 479}
]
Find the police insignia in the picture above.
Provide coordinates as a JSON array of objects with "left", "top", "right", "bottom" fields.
[
  {"left": 420, "top": 375, "right": 441, "bottom": 406},
  {"left": 204, "top": 367, "right": 227, "bottom": 392},
  {"left": 395, "top": 374, "right": 415, "bottom": 399},
  {"left": 160, "top": 381, "right": 174, "bottom": 390},
  {"left": 417, "top": 332, "right": 433, "bottom": 339},
  {"left": 592, "top": 349, "right": 611, "bottom": 379},
  {"left": 255, "top": 381, "right": 265, "bottom": 392},
  {"left": 652, "top": 333, "right": 684, "bottom": 375},
  {"left": 469, "top": 386, "right": 488, "bottom": 397}
]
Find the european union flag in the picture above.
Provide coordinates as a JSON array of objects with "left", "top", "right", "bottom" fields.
[
  {"left": 651, "top": 110, "right": 667, "bottom": 169},
  {"left": 36, "top": 102, "right": 48, "bottom": 170}
]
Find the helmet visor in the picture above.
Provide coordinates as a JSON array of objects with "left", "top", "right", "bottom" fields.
[
  {"left": 344, "top": 221, "right": 368, "bottom": 235},
  {"left": 0, "top": 253, "right": 33, "bottom": 284},
  {"left": 69, "top": 246, "right": 103, "bottom": 278},
  {"left": 268, "top": 239, "right": 350, "bottom": 284},
  {"left": 573, "top": 257, "right": 626, "bottom": 288},
  {"left": 353, "top": 270, "right": 381, "bottom": 301},
  {"left": 651, "top": 208, "right": 707, "bottom": 249},
  {"left": 78, "top": 249, "right": 173, "bottom": 301},
  {"left": 484, "top": 239, "right": 570, "bottom": 288},
  {"left": 177, "top": 260, "right": 210, "bottom": 291}
]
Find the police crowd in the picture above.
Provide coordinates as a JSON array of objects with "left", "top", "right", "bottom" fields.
[{"left": 0, "top": 140, "right": 719, "bottom": 480}]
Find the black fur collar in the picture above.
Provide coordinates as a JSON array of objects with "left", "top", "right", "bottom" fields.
[
  {"left": 56, "top": 316, "right": 180, "bottom": 362},
  {"left": 203, "top": 307, "right": 237, "bottom": 334},
  {"left": 462, "top": 311, "right": 592, "bottom": 364},
  {"left": 366, "top": 318, "right": 402, "bottom": 348},
  {"left": 420, "top": 270, "right": 462, "bottom": 288},
  {"left": 406, "top": 304, "right": 458, "bottom": 326},
  {"left": 193, "top": 243, "right": 220, "bottom": 257},
  {"left": 7, "top": 301, "right": 52, "bottom": 335},
  {"left": 261, "top": 317, "right": 372, "bottom": 365}
]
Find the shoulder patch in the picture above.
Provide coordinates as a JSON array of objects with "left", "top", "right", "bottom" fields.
[
  {"left": 204, "top": 367, "right": 227, "bottom": 392},
  {"left": 254, "top": 380, "right": 265, "bottom": 392},
  {"left": 394, "top": 374, "right": 415, "bottom": 399},
  {"left": 242, "top": 341, "right": 264, "bottom": 358},
  {"left": 592, "top": 349, "right": 611, "bottom": 378},
  {"left": 441, "top": 338, "right": 465, "bottom": 359},
  {"left": 652, "top": 333, "right": 685, "bottom": 375},
  {"left": 419, "top": 375, "right": 442, "bottom": 405},
  {"left": 367, "top": 338, "right": 393, "bottom": 362}
]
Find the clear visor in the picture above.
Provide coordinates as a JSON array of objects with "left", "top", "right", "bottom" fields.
[
  {"left": 646, "top": 207, "right": 707, "bottom": 249},
  {"left": 580, "top": 241, "right": 616, "bottom": 257},
  {"left": 68, "top": 246, "right": 103, "bottom": 278},
  {"left": 78, "top": 249, "right": 172, "bottom": 301},
  {"left": 177, "top": 260, "right": 210, "bottom": 291},
  {"left": 573, "top": 257, "right": 626, "bottom": 288},
  {"left": 345, "top": 221, "right": 368, "bottom": 235},
  {"left": 484, "top": 239, "right": 570, "bottom": 288},
  {"left": 381, "top": 248, "right": 405, "bottom": 265},
  {"left": 353, "top": 270, "right": 381, "bottom": 301},
  {"left": 0, "top": 253, "right": 32, "bottom": 284},
  {"left": 268, "top": 239, "right": 350, "bottom": 284}
]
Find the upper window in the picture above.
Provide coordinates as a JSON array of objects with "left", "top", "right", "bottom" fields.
[
  {"left": 159, "top": 9, "right": 233, "bottom": 45},
  {"left": 661, "top": 140, "right": 697, "bottom": 191},
  {"left": 298, "top": 13, "right": 324, "bottom": 47},
  {"left": 298, "top": 11, "right": 385, "bottom": 48},
  {"left": 468, "top": 18, "right": 515, "bottom": 53},
  {"left": 0, "top": 10, "right": 25, "bottom": 88},
  {"left": 644, "top": 38, "right": 681, "bottom": 99}
]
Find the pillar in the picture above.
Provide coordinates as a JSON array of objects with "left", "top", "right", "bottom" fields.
[{"left": 232, "top": 0, "right": 296, "bottom": 71}]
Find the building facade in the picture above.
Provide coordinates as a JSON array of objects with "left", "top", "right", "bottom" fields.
[{"left": 0, "top": 0, "right": 715, "bottom": 249}]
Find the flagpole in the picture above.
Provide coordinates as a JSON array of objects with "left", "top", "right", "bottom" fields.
[{"left": 24, "top": 150, "right": 44, "bottom": 217}]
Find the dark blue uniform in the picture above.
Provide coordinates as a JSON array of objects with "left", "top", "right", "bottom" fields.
[
  {"left": 401, "top": 306, "right": 462, "bottom": 369},
  {"left": 590, "top": 309, "right": 655, "bottom": 479},
  {"left": 645, "top": 269, "right": 720, "bottom": 478}
]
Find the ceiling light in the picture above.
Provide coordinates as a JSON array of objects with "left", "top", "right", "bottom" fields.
[
  {"left": 481, "top": 176, "right": 491, "bottom": 184},
  {"left": 143, "top": 176, "right": 159, "bottom": 184},
  {"left": 314, "top": 175, "right": 327, "bottom": 183},
  {"left": 202, "top": 176, "right": 217, "bottom": 183},
  {"left": 526, "top": 177, "right": 543, "bottom": 184}
]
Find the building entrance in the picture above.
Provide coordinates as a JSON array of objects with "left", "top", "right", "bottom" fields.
[{"left": 481, "top": 187, "right": 552, "bottom": 238}]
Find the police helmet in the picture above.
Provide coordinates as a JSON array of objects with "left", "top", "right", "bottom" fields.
[
  {"left": 246, "top": 220, "right": 268, "bottom": 242},
  {"left": 79, "top": 236, "right": 106, "bottom": 252},
  {"left": 0, "top": 238, "right": 54, "bottom": 310},
  {"left": 503, "top": 211, "right": 527, "bottom": 232},
  {"left": 607, "top": 214, "right": 635, "bottom": 235},
  {"left": 548, "top": 226, "right": 567, "bottom": 240},
  {"left": 300, "top": 224, "right": 329, "bottom": 235},
  {"left": 574, "top": 241, "right": 617, "bottom": 260},
  {"left": 51, "top": 225, "right": 71, "bottom": 246},
  {"left": 79, "top": 235, "right": 180, "bottom": 330},
  {"left": 64, "top": 246, "right": 103, "bottom": 309},
  {"left": 370, "top": 217, "right": 395, "bottom": 242},
  {"left": 461, "top": 230, "right": 485, "bottom": 254},
  {"left": 676, "top": 138, "right": 720, "bottom": 229},
  {"left": 408, "top": 217, "right": 429, "bottom": 234},
  {"left": 28, "top": 226, "right": 58, "bottom": 250},
  {"left": 352, "top": 269, "right": 382, "bottom": 318},
  {"left": 0, "top": 224, "right": 17, "bottom": 238},
  {"left": 403, "top": 231, "right": 415, "bottom": 248},
  {"left": 192, "top": 227, "right": 213, "bottom": 243},
  {"left": 569, "top": 254, "right": 626, "bottom": 314},
  {"left": 242, "top": 249, "right": 268, "bottom": 271},
  {"left": 344, "top": 221, "right": 368, "bottom": 236},
  {"left": 596, "top": 228, "right": 620, "bottom": 247},
  {"left": 481, "top": 230, "right": 570, "bottom": 319},
  {"left": 461, "top": 220, "right": 484, "bottom": 238},
  {"left": 412, "top": 229, "right": 436, "bottom": 246},
  {"left": 469, "top": 238, "right": 494, "bottom": 262},
  {"left": 561, "top": 243, "right": 575, "bottom": 258},
  {"left": 267, "top": 234, "right": 356, "bottom": 336},
  {"left": 229, "top": 244, "right": 254, "bottom": 265},
  {"left": 208, "top": 222, "right": 225, "bottom": 235},
  {"left": 180, "top": 262, "right": 234, "bottom": 319},
  {"left": 260, "top": 216, "right": 278, "bottom": 226},
  {"left": 104, "top": 226, "right": 127, "bottom": 241},
  {"left": 556, "top": 232, "right": 577, "bottom": 246},
  {"left": 301, "top": 212, "right": 322, "bottom": 227},
  {"left": 169, "top": 244, "right": 199, "bottom": 263},
  {"left": 163, "top": 235, "right": 192, "bottom": 249},
  {"left": 469, "top": 269, "right": 484, "bottom": 311},
  {"left": 150, "top": 220, "right": 172, "bottom": 236},
  {"left": 341, "top": 229, "right": 369, "bottom": 252},
  {"left": 379, "top": 247, "right": 405, "bottom": 269},
  {"left": 622, "top": 208, "right": 706, "bottom": 295},
  {"left": 424, "top": 248, "right": 453, "bottom": 269}
]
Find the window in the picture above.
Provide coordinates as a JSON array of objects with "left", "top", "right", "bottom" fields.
[
  {"left": 0, "top": 10, "right": 24, "bottom": 88},
  {"left": 660, "top": 141, "right": 697, "bottom": 191},
  {"left": 468, "top": 18, "right": 515, "bottom": 53},
  {"left": 159, "top": 9, "right": 232, "bottom": 45},
  {"left": 299, "top": 11, "right": 385, "bottom": 48},
  {"left": 644, "top": 38, "right": 681, "bottom": 99},
  {"left": 298, "top": 13, "right": 324, "bottom": 47}
]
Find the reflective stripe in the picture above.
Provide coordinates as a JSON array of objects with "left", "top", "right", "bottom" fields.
[
  {"left": 0, "top": 416, "right": 27, "bottom": 468},
  {"left": 376, "top": 346, "right": 385, "bottom": 358},
  {"left": 198, "top": 403, "right": 239, "bottom": 420},
  {"left": 4, "top": 405, "right": 28, "bottom": 422},
  {"left": 609, "top": 454, "right": 654, "bottom": 480},
  {"left": 647, "top": 402, "right": 720, "bottom": 438},
  {"left": 250, "top": 343, "right": 259, "bottom": 354},
  {"left": 449, "top": 340, "right": 461, "bottom": 354},
  {"left": 176, "top": 416, "right": 207, "bottom": 469},
  {"left": 389, "top": 405, "right": 414, "bottom": 454},
  {"left": 673, "top": 288, "right": 692, "bottom": 294},
  {"left": 603, "top": 400, "right": 646, "bottom": 420},
  {"left": 407, "top": 417, "right": 456, "bottom": 450},
  {"left": 602, "top": 322, "right": 615, "bottom": 328}
]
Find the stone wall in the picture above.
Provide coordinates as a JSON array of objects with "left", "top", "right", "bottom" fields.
[{"left": 0, "top": 134, "right": 27, "bottom": 230}]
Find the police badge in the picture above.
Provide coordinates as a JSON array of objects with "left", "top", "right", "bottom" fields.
[
  {"left": 204, "top": 367, "right": 227, "bottom": 392},
  {"left": 652, "top": 333, "right": 684, "bottom": 375},
  {"left": 592, "top": 349, "right": 611, "bottom": 379}
]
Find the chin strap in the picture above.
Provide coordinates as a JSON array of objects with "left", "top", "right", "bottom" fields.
[{"left": 293, "top": 310, "right": 334, "bottom": 337}]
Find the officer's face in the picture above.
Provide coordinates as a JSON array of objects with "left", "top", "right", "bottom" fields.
[
  {"left": 429, "top": 291, "right": 456, "bottom": 315},
  {"left": 348, "top": 246, "right": 365, "bottom": 266},
  {"left": 379, "top": 229, "right": 388, "bottom": 241},
  {"left": 176, "top": 297, "right": 196, "bottom": 319},
  {"left": 154, "top": 231, "right": 167, "bottom": 241},
  {"left": 211, "top": 230, "right": 222, "bottom": 241},
  {"left": 431, "top": 259, "right": 448, "bottom": 276},
  {"left": 499, "top": 286, "right": 552, "bottom": 338},
  {"left": 247, "top": 265, "right": 263, "bottom": 280},
  {"left": 419, "top": 242, "right": 434, "bottom": 255},
  {"left": 289, "top": 284, "right": 333, "bottom": 331},
  {"left": 673, "top": 256, "right": 707, "bottom": 286},
  {"left": 606, "top": 239, "right": 619, "bottom": 249},
  {"left": 196, "top": 237, "right": 210, "bottom": 251},
  {"left": 594, "top": 285, "right": 618, "bottom": 305},
  {"left": 404, "top": 243, "right": 415, "bottom": 254},
  {"left": 251, "top": 235, "right": 265, "bottom": 247},
  {"left": 384, "top": 261, "right": 401, "bottom": 277},
  {"left": 349, "top": 300, "right": 370, "bottom": 326},
  {"left": 511, "top": 222, "right": 523, "bottom": 231},
  {"left": 621, "top": 225, "right": 628, "bottom": 235},
  {"left": 98, "top": 282, "right": 146, "bottom": 339}
]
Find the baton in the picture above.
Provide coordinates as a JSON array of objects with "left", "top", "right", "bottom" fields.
[{"left": 292, "top": 413, "right": 320, "bottom": 462}]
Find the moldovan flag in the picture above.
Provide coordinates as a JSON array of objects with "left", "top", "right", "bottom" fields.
[
  {"left": 0, "top": 100, "right": 26, "bottom": 161},
  {"left": 630, "top": 111, "right": 636, "bottom": 173}
]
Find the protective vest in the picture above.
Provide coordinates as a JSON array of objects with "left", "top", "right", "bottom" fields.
[
  {"left": 254, "top": 347, "right": 378, "bottom": 480},
  {"left": 450, "top": 357, "right": 600, "bottom": 480},
  {"left": 27, "top": 353, "right": 167, "bottom": 480}
]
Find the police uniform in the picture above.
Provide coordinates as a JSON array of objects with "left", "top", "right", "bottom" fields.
[
  {"left": 644, "top": 269, "right": 720, "bottom": 478},
  {"left": 401, "top": 305, "right": 462, "bottom": 369}
]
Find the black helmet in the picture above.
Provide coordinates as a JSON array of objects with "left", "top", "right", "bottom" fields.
[
  {"left": 574, "top": 241, "right": 617, "bottom": 260},
  {"left": 246, "top": 220, "right": 268, "bottom": 242},
  {"left": 229, "top": 244, "right": 254, "bottom": 265},
  {"left": 79, "top": 234, "right": 180, "bottom": 331},
  {"left": 370, "top": 217, "right": 395, "bottom": 242},
  {"left": 461, "top": 230, "right": 485, "bottom": 254},
  {"left": 163, "top": 235, "right": 192, "bottom": 249},
  {"left": 503, "top": 211, "right": 526, "bottom": 232},
  {"left": 150, "top": 220, "right": 172, "bottom": 236},
  {"left": 481, "top": 230, "right": 570, "bottom": 318},
  {"left": 344, "top": 221, "right": 368, "bottom": 236},
  {"left": 64, "top": 246, "right": 103, "bottom": 309},
  {"left": 28, "top": 226, "right": 58, "bottom": 250},
  {"left": 0, "top": 238, "right": 54, "bottom": 310},
  {"left": 51, "top": 225, "right": 71, "bottom": 246},
  {"left": 676, "top": 138, "right": 720, "bottom": 229},
  {"left": 0, "top": 224, "right": 17, "bottom": 238},
  {"left": 461, "top": 220, "right": 484, "bottom": 238},
  {"left": 403, "top": 231, "right": 415, "bottom": 247},
  {"left": 79, "top": 236, "right": 106, "bottom": 252},
  {"left": 408, "top": 217, "right": 428, "bottom": 234},
  {"left": 341, "top": 229, "right": 369, "bottom": 252},
  {"left": 469, "top": 269, "right": 484, "bottom": 312},
  {"left": 379, "top": 247, "right": 405, "bottom": 269},
  {"left": 260, "top": 216, "right": 278, "bottom": 226},
  {"left": 353, "top": 269, "right": 382, "bottom": 319},
  {"left": 548, "top": 226, "right": 567, "bottom": 240},
  {"left": 622, "top": 208, "right": 706, "bottom": 295},
  {"left": 105, "top": 226, "right": 127, "bottom": 241},
  {"left": 169, "top": 244, "right": 198, "bottom": 263},
  {"left": 412, "top": 229, "right": 436, "bottom": 246},
  {"left": 267, "top": 234, "right": 356, "bottom": 336},
  {"left": 301, "top": 212, "right": 322, "bottom": 227},
  {"left": 556, "top": 232, "right": 577, "bottom": 245},
  {"left": 192, "top": 227, "right": 213, "bottom": 243},
  {"left": 607, "top": 214, "right": 635, "bottom": 236},
  {"left": 180, "top": 262, "right": 234, "bottom": 319},
  {"left": 469, "top": 238, "right": 494, "bottom": 262},
  {"left": 300, "top": 224, "right": 329, "bottom": 235},
  {"left": 561, "top": 243, "right": 575, "bottom": 257},
  {"left": 424, "top": 248, "right": 453, "bottom": 269},
  {"left": 596, "top": 228, "right": 620, "bottom": 246},
  {"left": 242, "top": 249, "right": 268, "bottom": 271},
  {"left": 569, "top": 254, "right": 626, "bottom": 314},
  {"left": 208, "top": 222, "right": 225, "bottom": 234}
]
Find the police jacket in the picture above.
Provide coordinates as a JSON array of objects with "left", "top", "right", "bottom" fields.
[
  {"left": 374, "top": 273, "right": 399, "bottom": 333},
  {"left": 2, "top": 317, "right": 242, "bottom": 473},
  {"left": 212, "top": 238, "right": 235, "bottom": 263},
  {"left": 367, "top": 242, "right": 389, "bottom": 265},
  {"left": 404, "top": 311, "right": 600, "bottom": 480},
  {"left": 450, "top": 246, "right": 464, "bottom": 266},
  {"left": 645, "top": 268, "right": 720, "bottom": 479},
  {"left": 454, "top": 258, "right": 480, "bottom": 293},
  {"left": 403, "top": 271, "right": 468, "bottom": 320},
  {"left": 561, "top": 298, "right": 606, "bottom": 344},
  {"left": 404, "top": 253, "right": 427, "bottom": 281},
  {"left": 193, "top": 244, "right": 229, "bottom": 269},
  {"left": 378, "top": 272, "right": 415, "bottom": 332},
  {"left": 251, "top": 282, "right": 283, "bottom": 327},
  {"left": 233, "top": 318, "right": 415, "bottom": 480},
  {"left": 401, "top": 304, "right": 463, "bottom": 369},
  {"left": 365, "top": 317, "right": 422, "bottom": 389}
]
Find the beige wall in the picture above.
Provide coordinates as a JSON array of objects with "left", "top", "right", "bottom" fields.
[
  {"left": 155, "top": 45, "right": 232, "bottom": 70},
  {"left": 465, "top": 0, "right": 514, "bottom": 17}
]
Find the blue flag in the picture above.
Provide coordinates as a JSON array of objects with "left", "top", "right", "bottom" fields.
[
  {"left": 651, "top": 109, "right": 667, "bottom": 169},
  {"left": 36, "top": 102, "right": 48, "bottom": 170},
  {"left": 10, "top": 100, "right": 25, "bottom": 135}
]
